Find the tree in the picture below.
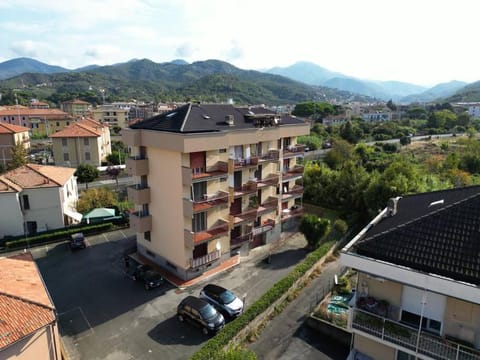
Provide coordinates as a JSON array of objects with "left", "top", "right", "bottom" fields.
[
  {"left": 106, "top": 166, "right": 122, "bottom": 189},
  {"left": 386, "top": 99, "right": 397, "bottom": 111},
  {"left": 76, "top": 187, "right": 117, "bottom": 213},
  {"left": 323, "top": 139, "right": 355, "bottom": 170},
  {"left": 74, "top": 163, "right": 99, "bottom": 189},
  {"left": 400, "top": 135, "right": 411, "bottom": 146},
  {"left": 299, "top": 214, "right": 330, "bottom": 250},
  {"left": 7, "top": 141, "right": 28, "bottom": 170}
]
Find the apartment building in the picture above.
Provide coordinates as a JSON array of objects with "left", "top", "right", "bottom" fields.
[
  {"left": 0, "top": 252, "right": 61, "bottom": 360},
  {"left": 61, "top": 99, "right": 91, "bottom": 117},
  {"left": 50, "top": 118, "right": 111, "bottom": 167},
  {"left": 122, "top": 103, "right": 309, "bottom": 280},
  {"left": 91, "top": 104, "right": 130, "bottom": 128},
  {"left": 0, "top": 105, "right": 73, "bottom": 135},
  {"left": 0, "top": 164, "right": 79, "bottom": 238},
  {"left": 341, "top": 187, "right": 480, "bottom": 360},
  {"left": 0, "top": 123, "right": 30, "bottom": 168}
]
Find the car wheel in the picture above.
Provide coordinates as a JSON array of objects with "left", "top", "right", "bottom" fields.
[
  {"left": 202, "top": 327, "right": 209, "bottom": 335},
  {"left": 178, "top": 314, "right": 184, "bottom": 322}
]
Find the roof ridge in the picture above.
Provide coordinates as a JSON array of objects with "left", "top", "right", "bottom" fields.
[
  {"left": 0, "top": 290, "right": 55, "bottom": 311},
  {"left": 179, "top": 103, "right": 192, "bottom": 132},
  {"left": 24, "top": 164, "right": 62, "bottom": 187},
  {"left": 75, "top": 122, "right": 102, "bottom": 135},
  {"left": 0, "top": 175, "right": 22, "bottom": 192}
]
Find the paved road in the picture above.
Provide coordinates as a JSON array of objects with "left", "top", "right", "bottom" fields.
[
  {"left": 249, "top": 259, "right": 350, "bottom": 360},
  {"left": 31, "top": 229, "right": 311, "bottom": 360}
]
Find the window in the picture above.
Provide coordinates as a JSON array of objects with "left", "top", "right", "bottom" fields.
[
  {"left": 85, "top": 152, "right": 91, "bottom": 160},
  {"left": 192, "top": 212, "right": 207, "bottom": 232},
  {"left": 192, "top": 182, "right": 206, "bottom": 201},
  {"left": 219, "top": 148, "right": 227, "bottom": 153},
  {"left": 84, "top": 138, "right": 89, "bottom": 146},
  {"left": 401, "top": 310, "right": 442, "bottom": 335},
  {"left": 63, "top": 153, "right": 69, "bottom": 161},
  {"left": 22, "top": 195, "right": 30, "bottom": 210},
  {"left": 144, "top": 231, "right": 151, "bottom": 241},
  {"left": 66, "top": 121, "right": 70, "bottom": 126},
  {"left": 56, "top": 122, "right": 60, "bottom": 127},
  {"left": 62, "top": 138, "right": 68, "bottom": 147}
]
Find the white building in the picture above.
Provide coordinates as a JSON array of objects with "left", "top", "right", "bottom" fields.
[{"left": 0, "top": 164, "right": 80, "bottom": 238}]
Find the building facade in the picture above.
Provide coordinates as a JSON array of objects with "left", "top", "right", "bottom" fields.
[
  {"left": 341, "top": 187, "right": 480, "bottom": 360},
  {"left": 50, "top": 118, "right": 111, "bottom": 167},
  {"left": 61, "top": 99, "right": 91, "bottom": 117},
  {"left": 0, "top": 123, "right": 30, "bottom": 168},
  {"left": 0, "top": 164, "right": 79, "bottom": 238},
  {"left": 123, "top": 103, "right": 309, "bottom": 280},
  {"left": 91, "top": 104, "right": 130, "bottom": 128}
]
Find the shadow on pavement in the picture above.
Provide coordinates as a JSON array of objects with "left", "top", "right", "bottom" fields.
[
  {"left": 255, "top": 248, "right": 308, "bottom": 270},
  {"left": 148, "top": 315, "right": 207, "bottom": 346}
]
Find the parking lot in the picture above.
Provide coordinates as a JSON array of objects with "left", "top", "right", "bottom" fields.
[{"left": 31, "top": 229, "right": 309, "bottom": 360}]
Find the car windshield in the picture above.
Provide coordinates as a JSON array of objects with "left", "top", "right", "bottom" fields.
[
  {"left": 219, "top": 290, "right": 236, "bottom": 305},
  {"left": 200, "top": 304, "right": 217, "bottom": 320}
]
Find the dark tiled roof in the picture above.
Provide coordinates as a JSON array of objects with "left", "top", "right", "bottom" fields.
[
  {"left": 354, "top": 186, "right": 480, "bottom": 285},
  {"left": 130, "top": 103, "right": 305, "bottom": 133}
]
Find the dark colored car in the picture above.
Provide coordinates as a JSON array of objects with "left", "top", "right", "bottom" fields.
[
  {"left": 177, "top": 296, "right": 225, "bottom": 335},
  {"left": 132, "top": 264, "right": 165, "bottom": 290},
  {"left": 69, "top": 233, "right": 86, "bottom": 250},
  {"left": 199, "top": 284, "right": 244, "bottom": 318}
]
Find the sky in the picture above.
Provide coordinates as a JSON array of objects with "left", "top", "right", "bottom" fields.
[{"left": 1, "top": 0, "right": 479, "bottom": 87}]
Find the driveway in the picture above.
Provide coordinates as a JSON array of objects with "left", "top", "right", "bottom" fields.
[{"left": 32, "top": 229, "right": 310, "bottom": 360}]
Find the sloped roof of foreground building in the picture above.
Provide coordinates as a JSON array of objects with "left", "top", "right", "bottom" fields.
[{"left": 352, "top": 185, "right": 480, "bottom": 286}]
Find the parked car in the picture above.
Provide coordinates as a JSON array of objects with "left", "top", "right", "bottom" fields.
[
  {"left": 199, "top": 284, "right": 244, "bottom": 318},
  {"left": 69, "top": 233, "right": 86, "bottom": 250},
  {"left": 132, "top": 264, "right": 165, "bottom": 290},
  {"left": 177, "top": 296, "right": 225, "bottom": 335}
]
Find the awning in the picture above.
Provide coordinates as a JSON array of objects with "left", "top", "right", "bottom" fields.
[{"left": 63, "top": 208, "right": 83, "bottom": 222}]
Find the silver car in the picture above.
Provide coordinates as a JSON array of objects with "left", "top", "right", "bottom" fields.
[{"left": 199, "top": 284, "right": 244, "bottom": 318}]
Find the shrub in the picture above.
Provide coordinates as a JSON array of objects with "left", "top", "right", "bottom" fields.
[{"left": 333, "top": 219, "right": 348, "bottom": 234}]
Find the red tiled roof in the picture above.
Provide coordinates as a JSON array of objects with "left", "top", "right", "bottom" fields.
[
  {"left": 77, "top": 117, "right": 109, "bottom": 129},
  {"left": 0, "top": 253, "right": 55, "bottom": 349},
  {"left": 0, "top": 176, "right": 22, "bottom": 193},
  {"left": 2, "top": 164, "right": 75, "bottom": 189},
  {"left": 0, "top": 108, "right": 70, "bottom": 118},
  {"left": 0, "top": 123, "right": 29, "bottom": 134},
  {"left": 49, "top": 121, "right": 102, "bottom": 138}
]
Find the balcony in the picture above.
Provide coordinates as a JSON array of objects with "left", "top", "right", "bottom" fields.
[
  {"left": 257, "top": 174, "right": 279, "bottom": 188},
  {"left": 258, "top": 197, "right": 278, "bottom": 215},
  {"left": 252, "top": 219, "right": 275, "bottom": 236},
  {"left": 233, "top": 182, "right": 258, "bottom": 198},
  {"left": 190, "top": 249, "right": 221, "bottom": 269},
  {"left": 183, "top": 161, "right": 228, "bottom": 185},
  {"left": 192, "top": 191, "right": 229, "bottom": 213},
  {"left": 282, "top": 165, "right": 305, "bottom": 182},
  {"left": 281, "top": 185, "right": 304, "bottom": 201},
  {"left": 351, "top": 307, "right": 480, "bottom": 360},
  {"left": 184, "top": 220, "right": 229, "bottom": 248},
  {"left": 283, "top": 144, "right": 306, "bottom": 158},
  {"left": 126, "top": 156, "right": 148, "bottom": 176},
  {"left": 259, "top": 150, "right": 280, "bottom": 163},
  {"left": 230, "top": 233, "right": 252, "bottom": 248},
  {"left": 127, "top": 184, "right": 150, "bottom": 205},
  {"left": 231, "top": 156, "right": 259, "bottom": 170},
  {"left": 281, "top": 205, "right": 303, "bottom": 222},
  {"left": 130, "top": 211, "right": 152, "bottom": 232}
]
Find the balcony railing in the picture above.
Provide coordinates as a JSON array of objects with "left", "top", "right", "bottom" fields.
[
  {"left": 259, "top": 150, "right": 280, "bottom": 162},
  {"left": 281, "top": 206, "right": 304, "bottom": 222},
  {"left": 190, "top": 249, "right": 221, "bottom": 268},
  {"left": 130, "top": 211, "right": 152, "bottom": 232},
  {"left": 185, "top": 220, "right": 230, "bottom": 247},
  {"left": 282, "top": 165, "right": 305, "bottom": 181},
  {"left": 231, "top": 207, "right": 259, "bottom": 225},
  {"left": 190, "top": 161, "right": 228, "bottom": 182},
  {"left": 126, "top": 156, "right": 149, "bottom": 176},
  {"left": 252, "top": 219, "right": 275, "bottom": 236},
  {"left": 233, "top": 182, "right": 258, "bottom": 198},
  {"left": 282, "top": 185, "right": 304, "bottom": 201},
  {"left": 231, "top": 156, "right": 259, "bottom": 169},
  {"left": 230, "top": 233, "right": 252, "bottom": 248},
  {"left": 283, "top": 144, "right": 306, "bottom": 158},
  {"left": 351, "top": 307, "right": 480, "bottom": 360},
  {"left": 127, "top": 184, "right": 150, "bottom": 205},
  {"left": 257, "top": 174, "right": 279, "bottom": 188},
  {"left": 192, "top": 191, "right": 229, "bottom": 213}
]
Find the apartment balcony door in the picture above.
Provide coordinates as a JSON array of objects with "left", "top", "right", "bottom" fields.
[
  {"left": 192, "top": 181, "right": 207, "bottom": 201},
  {"left": 230, "top": 198, "right": 241, "bottom": 215},
  {"left": 190, "top": 152, "right": 206, "bottom": 174},
  {"left": 193, "top": 243, "right": 207, "bottom": 259},
  {"left": 233, "top": 171, "right": 242, "bottom": 189}
]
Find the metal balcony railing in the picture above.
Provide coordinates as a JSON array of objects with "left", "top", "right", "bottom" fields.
[
  {"left": 190, "top": 249, "right": 221, "bottom": 268},
  {"left": 351, "top": 307, "right": 480, "bottom": 360},
  {"left": 283, "top": 144, "right": 306, "bottom": 157},
  {"left": 230, "top": 233, "right": 252, "bottom": 248},
  {"left": 252, "top": 219, "right": 275, "bottom": 236},
  {"left": 192, "top": 191, "right": 229, "bottom": 212},
  {"left": 232, "top": 156, "right": 259, "bottom": 169}
]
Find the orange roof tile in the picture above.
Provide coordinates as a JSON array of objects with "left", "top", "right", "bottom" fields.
[
  {"left": 0, "top": 108, "right": 70, "bottom": 118},
  {"left": 0, "top": 253, "right": 55, "bottom": 349},
  {"left": 77, "top": 117, "right": 109, "bottom": 128},
  {"left": 0, "top": 123, "right": 29, "bottom": 134},
  {"left": 49, "top": 122, "right": 101, "bottom": 138},
  {"left": 0, "top": 176, "right": 22, "bottom": 193},
  {"left": 3, "top": 164, "right": 75, "bottom": 188}
]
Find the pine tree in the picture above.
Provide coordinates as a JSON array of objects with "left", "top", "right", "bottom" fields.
[{"left": 7, "top": 141, "right": 28, "bottom": 170}]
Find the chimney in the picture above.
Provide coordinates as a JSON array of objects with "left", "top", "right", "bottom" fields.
[
  {"left": 225, "top": 115, "right": 234, "bottom": 126},
  {"left": 386, "top": 197, "right": 400, "bottom": 217}
]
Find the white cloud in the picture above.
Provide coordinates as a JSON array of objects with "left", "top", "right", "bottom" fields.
[{"left": 10, "top": 40, "right": 42, "bottom": 58}]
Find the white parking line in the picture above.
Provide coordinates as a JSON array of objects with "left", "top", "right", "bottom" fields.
[
  {"left": 102, "top": 233, "right": 110, "bottom": 243},
  {"left": 119, "top": 230, "right": 127, "bottom": 239},
  {"left": 58, "top": 306, "right": 95, "bottom": 339}
]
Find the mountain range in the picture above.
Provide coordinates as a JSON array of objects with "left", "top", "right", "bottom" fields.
[{"left": 0, "top": 57, "right": 478, "bottom": 104}]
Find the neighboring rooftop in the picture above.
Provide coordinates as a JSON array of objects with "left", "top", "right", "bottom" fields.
[
  {"left": 50, "top": 121, "right": 102, "bottom": 138},
  {"left": 352, "top": 186, "right": 480, "bottom": 286},
  {"left": 0, "top": 252, "right": 55, "bottom": 349},
  {"left": 0, "top": 164, "right": 75, "bottom": 191},
  {"left": 0, "top": 123, "right": 30, "bottom": 134},
  {"left": 130, "top": 103, "right": 305, "bottom": 133}
]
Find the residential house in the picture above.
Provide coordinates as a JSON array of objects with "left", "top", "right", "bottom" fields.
[
  {"left": 122, "top": 103, "right": 309, "bottom": 280},
  {"left": 61, "top": 99, "right": 91, "bottom": 117},
  {"left": 29, "top": 100, "right": 50, "bottom": 109},
  {"left": 0, "top": 105, "right": 74, "bottom": 135},
  {"left": 361, "top": 107, "right": 392, "bottom": 122},
  {"left": 341, "top": 187, "right": 480, "bottom": 360},
  {"left": 0, "top": 123, "right": 30, "bottom": 168},
  {"left": 0, "top": 164, "right": 80, "bottom": 238},
  {"left": 50, "top": 118, "right": 111, "bottom": 167},
  {"left": 0, "top": 252, "right": 61, "bottom": 359}
]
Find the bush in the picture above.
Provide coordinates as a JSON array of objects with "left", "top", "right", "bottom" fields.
[
  {"left": 333, "top": 219, "right": 348, "bottom": 234},
  {"left": 191, "top": 241, "right": 334, "bottom": 360}
]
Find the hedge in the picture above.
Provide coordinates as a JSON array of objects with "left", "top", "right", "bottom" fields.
[
  {"left": 191, "top": 240, "right": 334, "bottom": 360},
  {"left": 3, "top": 223, "right": 114, "bottom": 250}
]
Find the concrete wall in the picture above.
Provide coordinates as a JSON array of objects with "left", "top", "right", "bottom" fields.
[
  {"left": 353, "top": 334, "right": 395, "bottom": 360},
  {"left": 23, "top": 187, "right": 64, "bottom": 232},
  {"left": 52, "top": 137, "right": 102, "bottom": 167},
  {"left": 0, "top": 192, "right": 24, "bottom": 237},
  {"left": 357, "top": 273, "right": 403, "bottom": 310},
  {"left": 444, "top": 297, "right": 480, "bottom": 347}
]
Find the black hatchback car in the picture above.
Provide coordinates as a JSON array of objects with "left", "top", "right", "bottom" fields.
[
  {"left": 177, "top": 296, "right": 225, "bottom": 335},
  {"left": 69, "top": 233, "right": 86, "bottom": 250},
  {"left": 132, "top": 264, "right": 165, "bottom": 290}
]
